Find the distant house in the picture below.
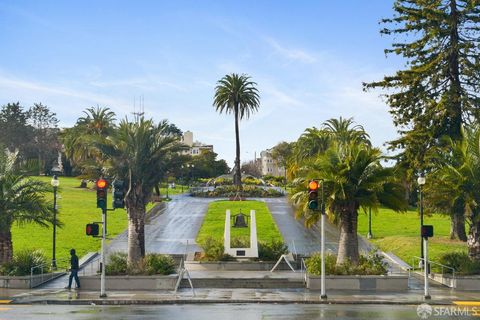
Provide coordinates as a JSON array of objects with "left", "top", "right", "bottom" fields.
[
  {"left": 260, "top": 148, "right": 284, "bottom": 177},
  {"left": 181, "top": 131, "right": 214, "bottom": 156}
]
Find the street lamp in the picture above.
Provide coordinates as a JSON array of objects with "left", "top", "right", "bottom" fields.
[
  {"left": 367, "top": 207, "right": 373, "bottom": 239},
  {"left": 188, "top": 164, "right": 195, "bottom": 186},
  {"left": 418, "top": 174, "right": 426, "bottom": 267},
  {"left": 51, "top": 175, "right": 60, "bottom": 269}
]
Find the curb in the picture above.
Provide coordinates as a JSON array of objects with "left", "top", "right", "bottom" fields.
[{"left": 12, "top": 299, "right": 456, "bottom": 306}]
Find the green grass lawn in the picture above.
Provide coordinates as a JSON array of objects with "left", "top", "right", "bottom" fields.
[
  {"left": 196, "top": 200, "right": 283, "bottom": 245},
  {"left": 11, "top": 177, "right": 135, "bottom": 269},
  {"left": 357, "top": 207, "right": 467, "bottom": 263}
]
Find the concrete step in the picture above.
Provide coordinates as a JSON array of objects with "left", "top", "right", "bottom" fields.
[{"left": 180, "top": 277, "right": 305, "bottom": 289}]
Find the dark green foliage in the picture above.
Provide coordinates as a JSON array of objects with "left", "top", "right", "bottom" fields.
[
  {"left": 188, "top": 150, "right": 230, "bottom": 179},
  {"left": 364, "top": 0, "right": 480, "bottom": 171},
  {"left": 0, "top": 249, "right": 48, "bottom": 276},
  {"left": 143, "top": 254, "right": 176, "bottom": 275},
  {"left": 106, "top": 252, "right": 176, "bottom": 275},
  {"left": 199, "top": 236, "right": 232, "bottom": 261},
  {"left": 105, "top": 252, "right": 128, "bottom": 275},
  {"left": 438, "top": 252, "right": 480, "bottom": 275},
  {"left": 258, "top": 240, "right": 289, "bottom": 261},
  {"left": 305, "top": 251, "right": 388, "bottom": 276}
]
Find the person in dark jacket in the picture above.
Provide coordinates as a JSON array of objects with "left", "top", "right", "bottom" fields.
[{"left": 66, "top": 248, "right": 80, "bottom": 289}]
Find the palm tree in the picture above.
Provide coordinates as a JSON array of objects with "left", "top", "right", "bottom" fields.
[
  {"left": 61, "top": 106, "right": 116, "bottom": 177},
  {"left": 96, "top": 117, "right": 183, "bottom": 265},
  {"left": 293, "top": 142, "right": 407, "bottom": 265},
  {"left": 213, "top": 73, "right": 260, "bottom": 189},
  {"left": 0, "top": 149, "right": 53, "bottom": 264},
  {"left": 424, "top": 126, "right": 480, "bottom": 258}
]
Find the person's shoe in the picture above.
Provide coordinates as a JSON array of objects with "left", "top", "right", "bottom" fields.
[{"left": 64, "top": 286, "right": 71, "bottom": 290}]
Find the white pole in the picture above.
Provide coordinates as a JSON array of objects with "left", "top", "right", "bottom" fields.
[
  {"left": 423, "top": 237, "right": 430, "bottom": 300},
  {"left": 321, "top": 212, "right": 327, "bottom": 299},
  {"left": 100, "top": 210, "right": 107, "bottom": 297}
]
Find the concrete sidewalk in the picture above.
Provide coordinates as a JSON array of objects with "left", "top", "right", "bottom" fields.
[{"left": 2, "top": 286, "right": 479, "bottom": 306}]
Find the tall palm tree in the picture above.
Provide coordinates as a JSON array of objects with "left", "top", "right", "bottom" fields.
[
  {"left": 96, "top": 117, "right": 183, "bottom": 265},
  {"left": 293, "top": 142, "right": 407, "bottom": 265},
  {"left": 0, "top": 149, "right": 53, "bottom": 264},
  {"left": 213, "top": 73, "right": 260, "bottom": 189}
]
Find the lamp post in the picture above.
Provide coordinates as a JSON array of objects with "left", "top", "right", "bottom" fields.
[
  {"left": 51, "top": 175, "right": 60, "bottom": 269},
  {"left": 188, "top": 164, "right": 195, "bottom": 186},
  {"left": 418, "top": 174, "right": 426, "bottom": 267},
  {"left": 367, "top": 207, "right": 373, "bottom": 239}
]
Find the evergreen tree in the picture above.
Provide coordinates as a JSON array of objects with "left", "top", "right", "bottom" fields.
[{"left": 364, "top": 0, "right": 480, "bottom": 169}]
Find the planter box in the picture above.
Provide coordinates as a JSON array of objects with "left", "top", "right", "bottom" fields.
[
  {"left": 0, "top": 272, "right": 66, "bottom": 289},
  {"left": 185, "top": 260, "right": 296, "bottom": 271},
  {"left": 307, "top": 274, "right": 409, "bottom": 291},
  {"left": 78, "top": 275, "right": 178, "bottom": 290},
  {"left": 429, "top": 273, "right": 480, "bottom": 291}
]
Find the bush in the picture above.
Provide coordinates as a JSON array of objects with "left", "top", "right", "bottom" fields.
[
  {"left": 438, "top": 252, "right": 480, "bottom": 275},
  {"left": 0, "top": 249, "right": 48, "bottom": 276},
  {"left": 305, "top": 251, "right": 388, "bottom": 276},
  {"left": 144, "top": 254, "right": 176, "bottom": 275},
  {"left": 199, "top": 236, "right": 232, "bottom": 261},
  {"left": 105, "top": 252, "right": 128, "bottom": 275},
  {"left": 258, "top": 240, "right": 289, "bottom": 261},
  {"left": 105, "top": 252, "right": 176, "bottom": 275},
  {"left": 231, "top": 236, "right": 250, "bottom": 248}
]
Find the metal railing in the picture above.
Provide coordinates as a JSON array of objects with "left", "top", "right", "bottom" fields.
[
  {"left": 411, "top": 256, "right": 456, "bottom": 288},
  {"left": 30, "top": 264, "right": 46, "bottom": 289}
]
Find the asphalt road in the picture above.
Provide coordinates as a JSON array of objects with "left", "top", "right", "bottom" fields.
[
  {"left": 106, "top": 195, "right": 359, "bottom": 257},
  {"left": 107, "top": 195, "right": 214, "bottom": 256},
  {"left": 1, "top": 303, "right": 472, "bottom": 320}
]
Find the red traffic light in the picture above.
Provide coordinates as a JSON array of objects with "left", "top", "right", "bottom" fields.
[
  {"left": 96, "top": 178, "right": 108, "bottom": 189},
  {"left": 86, "top": 223, "right": 100, "bottom": 236}
]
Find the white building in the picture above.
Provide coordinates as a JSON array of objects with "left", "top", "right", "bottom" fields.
[
  {"left": 260, "top": 148, "right": 284, "bottom": 177},
  {"left": 181, "top": 131, "right": 214, "bottom": 156}
]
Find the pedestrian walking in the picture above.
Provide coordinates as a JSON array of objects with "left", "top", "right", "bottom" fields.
[{"left": 66, "top": 248, "right": 80, "bottom": 289}]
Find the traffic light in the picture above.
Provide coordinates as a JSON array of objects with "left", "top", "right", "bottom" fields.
[
  {"left": 112, "top": 179, "right": 125, "bottom": 209},
  {"left": 308, "top": 180, "right": 319, "bottom": 210},
  {"left": 96, "top": 178, "right": 108, "bottom": 210},
  {"left": 421, "top": 225, "right": 434, "bottom": 238},
  {"left": 86, "top": 223, "right": 99, "bottom": 236}
]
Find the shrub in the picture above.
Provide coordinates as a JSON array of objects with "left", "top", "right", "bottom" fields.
[
  {"left": 191, "top": 185, "right": 283, "bottom": 198},
  {"left": 106, "top": 252, "right": 128, "bottom": 275},
  {"left": 305, "top": 251, "right": 388, "bottom": 276},
  {"left": 0, "top": 249, "right": 48, "bottom": 276},
  {"left": 438, "top": 252, "right": 480, "bottom": 275},
  {"left": 105, "top": 252, "right": 176, "bottom": 275},
  {"left": 144, "top": 254, "right": 176, "bottom": 275},
  {"left": 258, "top": 240, "right": 289, "bottom": 261},
  {"left": 199, "top": 236, "right": 232, "bottom": 261}
]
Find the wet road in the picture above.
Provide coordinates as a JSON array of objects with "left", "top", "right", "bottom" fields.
[
  {"left": 107, "top": 195, "right": 369, "bottom": 256},
  {"left": 107, "top": 195, "right": 214, "bottom": 256},
  {"left": 0, "top": 303, "right": 474, "bottom": 320}
]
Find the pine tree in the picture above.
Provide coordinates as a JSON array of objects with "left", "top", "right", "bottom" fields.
[
  {"left": 364, "top": 0, "right": 480, "bottom": 166},
  {"left": 364, "top": 0, "right": 480, "bottom": 241}
]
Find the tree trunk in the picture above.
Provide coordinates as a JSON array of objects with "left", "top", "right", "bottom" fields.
[
  {"left": 0, "top": 227, "right": 13, "bottom": 265},
  {"left": 233, "top": 104, "right": 242, "bottom": 190},
  {"left": 446, "top": 0, "right": 462, "bottom": 139},
  {"left": 467, "top": 219, "right": 480, "bottom": 262},
  {"left": 126, "top": 189, "right": 146, "bottom": 266},
  {"left": 450, "top": 211, "right": 467, "bottom": 241},
  {"left": 336, "top": 205, "right": 359, "bottom": 265}
]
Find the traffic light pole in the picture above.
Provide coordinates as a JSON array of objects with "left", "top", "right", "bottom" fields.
[
  {"left": 100, "top": 207, "right": 107, "bottom": 298},
  {"left": 320, "top": 179, "right": 327, "bottom": 300}
]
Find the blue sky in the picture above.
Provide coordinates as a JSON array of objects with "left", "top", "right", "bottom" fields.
[{"left": 0, "top": 0, "right": 404, "bottom": 167}]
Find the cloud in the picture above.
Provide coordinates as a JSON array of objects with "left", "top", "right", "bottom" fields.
[{"left": 265, "top": 37, "right": 317, "bottom": 64}]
